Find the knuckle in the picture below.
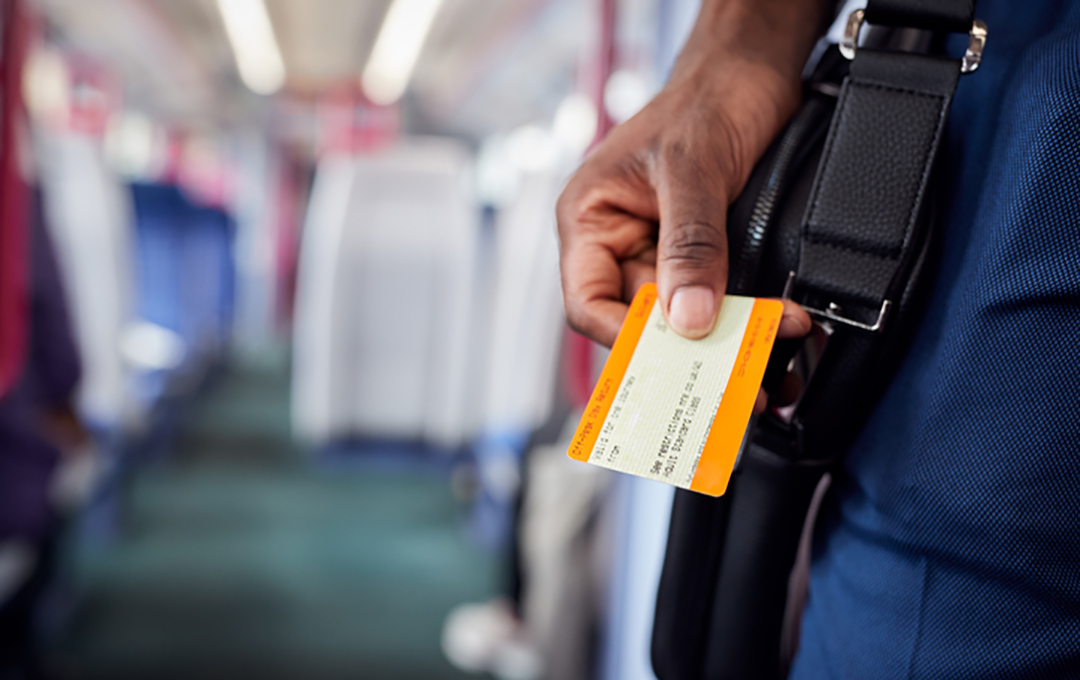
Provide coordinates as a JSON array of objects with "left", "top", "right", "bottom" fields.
[
  {"left": 658, "top": 137, "right": 689, "bottom": 164},
  {"left": 656, "top": 112, "right": 749, "bottom": 198},
  {"left": 555, "top": 180, "right": 594, "bottom": 235},
  {"left": 563, "top": 301, "right": 592, "bottom": 337},
  {"left": 660, "top": 222, "right": 726, "bottom": 268},
  {"left": 555, "top": 184, "right": 577, "bottom": 224}
]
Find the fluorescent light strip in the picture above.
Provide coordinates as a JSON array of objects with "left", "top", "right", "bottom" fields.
[
  {"left": 217, "top": 0, "right": 286, "bottom": 95},
  {"left": 361, "top": 0, "right": 444, "bottom": 105}
]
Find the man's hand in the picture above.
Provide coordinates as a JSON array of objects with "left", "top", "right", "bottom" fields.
[{"left": 557, "top": 0, "right": 829, "bottom": 347}]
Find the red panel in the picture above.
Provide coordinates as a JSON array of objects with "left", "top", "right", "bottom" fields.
[{"left": 0, "top": 0, "right": 31, "bottom": 396}]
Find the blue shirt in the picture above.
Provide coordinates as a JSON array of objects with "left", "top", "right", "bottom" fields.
[{"left": 791, "top": 2, "right": 1080, "bottom": 678}]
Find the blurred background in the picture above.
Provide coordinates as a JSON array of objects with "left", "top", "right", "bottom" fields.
[{"left": 0, "top": 0, "right": 704, "bottom": 678}]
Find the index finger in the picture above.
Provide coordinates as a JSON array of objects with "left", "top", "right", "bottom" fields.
[{"left": 558, "top": 210, "right": 656, "bottom": 347}]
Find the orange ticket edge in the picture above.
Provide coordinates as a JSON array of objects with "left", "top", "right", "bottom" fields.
[
  {"left": 567, "top": 283, "right": 658, "bottom": 462},
  {"left": 689, "top": 298, "right": 784, "bottom": 496}
]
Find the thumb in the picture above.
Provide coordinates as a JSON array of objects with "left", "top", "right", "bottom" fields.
[{"left": 655, "top": 164, "right": 730, "bottom": 339}]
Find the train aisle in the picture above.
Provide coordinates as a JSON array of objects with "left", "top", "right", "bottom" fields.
[{"left": 51, "top": 355, "right": 498, "bottom": 680}]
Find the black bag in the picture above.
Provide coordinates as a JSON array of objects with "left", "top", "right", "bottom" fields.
[{"left": 651, "top": 2, "right": 987, "bottom": 678}]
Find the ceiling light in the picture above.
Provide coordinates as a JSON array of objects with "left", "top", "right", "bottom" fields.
[
  {"left": 23, "top": 48, "right": 70, "bottom": 122},
  {"left": 217, "top": 0, "right": 286, "bottom": 95},
  {"left": 361, "top": 0, "right": 445, "bottom": 106}
]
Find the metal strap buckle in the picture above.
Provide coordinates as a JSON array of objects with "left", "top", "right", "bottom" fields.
[
  {"left": 804, "top": 300, "right": 892, "bottom": 333},
  {"left": 784, "top": 272, "right": 892, "bottom": 333},
  {"left": 839, "top": 9, "right": 988, "bottom": 74}
]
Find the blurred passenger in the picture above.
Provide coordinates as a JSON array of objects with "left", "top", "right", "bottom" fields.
[{"left": 0, "top": 188, "right": 89, "bottom": 679}]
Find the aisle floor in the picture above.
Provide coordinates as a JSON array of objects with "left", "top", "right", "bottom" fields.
[{"left": 53, "top": 359, "right": 497, "bottom": 680}]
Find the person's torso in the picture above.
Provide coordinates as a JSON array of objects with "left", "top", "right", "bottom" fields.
[{"left": 792, "top": 2, "right": 1080, "bottom": 678}]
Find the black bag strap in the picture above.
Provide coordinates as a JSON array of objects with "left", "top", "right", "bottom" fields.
[
  {"left": 792, "top": 51, "right": 960, "bottom": 334},
  {"left": 788, "top": 2, "right": 985, "bottom": 457}
]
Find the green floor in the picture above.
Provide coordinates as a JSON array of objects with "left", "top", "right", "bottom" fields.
[{"left": 54, "top": 359, "right": 497, "bottom": 680}]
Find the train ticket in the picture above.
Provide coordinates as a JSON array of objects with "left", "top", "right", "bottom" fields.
[{"left": 567, "top": 283, "right": 783, "bottom": 497}]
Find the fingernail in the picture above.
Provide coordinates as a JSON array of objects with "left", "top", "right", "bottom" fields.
[{"left": 669, "top": 286, "right": 716, "bottom": 337}]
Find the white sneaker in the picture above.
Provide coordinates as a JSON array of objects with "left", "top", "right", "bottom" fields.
[
  {"left": 441, "top": 599, "right": 543, "bottom": 680},
  {"left": 50, "top": 441, "right": 103, "bottom": 512},
  {"left": 0, "top": 541, "right": 37, "bottom": 606}
]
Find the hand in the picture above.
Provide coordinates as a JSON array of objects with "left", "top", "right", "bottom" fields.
[{"left": 557, "top": 0, "right": 828, "bottom": 347}]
